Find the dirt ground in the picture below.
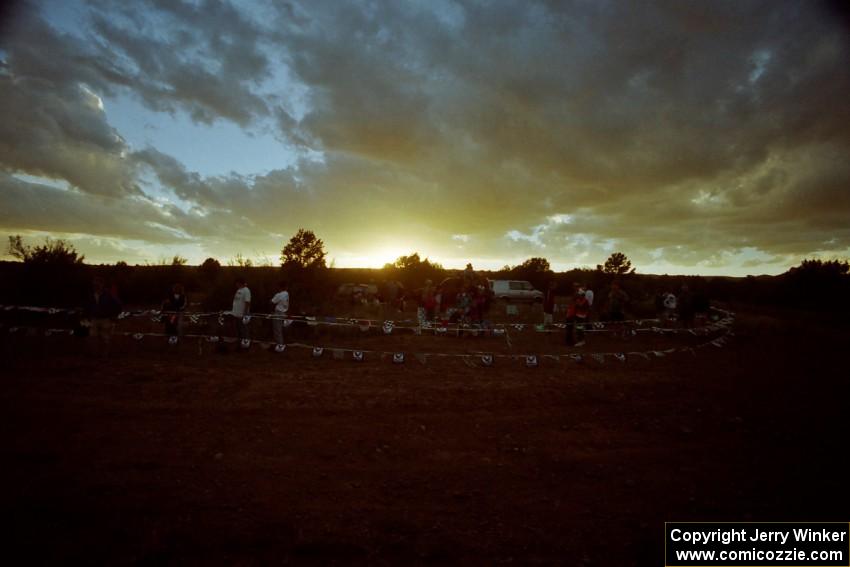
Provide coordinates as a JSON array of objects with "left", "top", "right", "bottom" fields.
[{"left": 1, "top": 305, "right": 847, "bottom": 565}]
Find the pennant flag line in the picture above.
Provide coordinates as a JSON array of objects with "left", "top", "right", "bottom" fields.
[{"left": 1, "top": 307, "right": 735, "bottom": 369}]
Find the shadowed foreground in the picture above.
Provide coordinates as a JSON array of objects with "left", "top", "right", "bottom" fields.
[{"left": 1, "top": 307, "right": 847, "bottom": 565}]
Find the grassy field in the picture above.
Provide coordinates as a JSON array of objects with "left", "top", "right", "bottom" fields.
[{"left": 1, "top": 305, "right": 847, "bottom": 565}]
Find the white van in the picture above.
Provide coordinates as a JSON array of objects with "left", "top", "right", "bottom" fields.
[{"left": 488, "top": 279, "right": 544, "bottom": 302}]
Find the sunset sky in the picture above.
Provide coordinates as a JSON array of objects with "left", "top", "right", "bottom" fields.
[{"left": 1, "top": 0, "right": 848, "bottom": 275}]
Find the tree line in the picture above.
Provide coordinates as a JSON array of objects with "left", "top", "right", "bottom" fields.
[{"left": 5, "top": 231, "right": 850, "bottom": 316}]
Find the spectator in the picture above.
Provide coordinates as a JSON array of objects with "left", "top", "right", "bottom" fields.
[
  {"left": 678, "top": 284, "right": 695, "bottom": 328},
  {"left": 85, "top": 277, "right": 122, "bottom": 357},
  {"left": 543, "top": 281, "right": 557, "bottom": 326},
  {"left": 421, "top": 279, "right": 438, "bottom": 320},
  {"left": 383, "top": 280, "right": 399, "bottom": 309},
  {"left": 607, "top": 280, "right": 629, "bottom": 339},
  {"left": 270, "top": 280, "right": 290, "bottom": 347},
  {"left": 463, "top": 262, "right": 475, "bottom": 285},
  {"left": 607, "top": 281, "right": 629, "bottom": 322},
  {"left": 474, "top": 283, "right": 492, "bottom": 324},
  {"left": 162, "top": 283, "right": 187, "bottom": 337},
  {"left": 565, "top": 282, "right": 589, "bottom": 347},
  {"left": 232, "top": 278, "right": 252, "bottom": 347},
  {"left": 584, "top": 285, "right": 595, "bottom": 320},
  {"left": 663, "top": 291, "right": 677, "bottom": 323}
]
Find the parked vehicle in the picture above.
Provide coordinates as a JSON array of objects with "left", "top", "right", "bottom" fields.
[
  {"left": 488, "top": 279, "right": 544, "bottom": 302},
  {"left": 336, "top": 283, "right": 378, "bottom": 303}
]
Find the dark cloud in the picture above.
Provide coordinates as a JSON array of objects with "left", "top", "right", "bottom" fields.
[
  {"left": 1, "top": 0, "right": 848, "bottom": 271},
  {"left": 0, "top": 173, "right": 184, "bottom": 242}
]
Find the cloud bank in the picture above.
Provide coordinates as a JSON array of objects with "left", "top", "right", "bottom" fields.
[{"left": 1, "top": 0, "right": 849, "bottom": 273}]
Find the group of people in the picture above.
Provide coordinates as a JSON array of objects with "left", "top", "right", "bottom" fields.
[
  {"left": 545, "top": 282, "right": 596, "bottom": 347},
  {"left": 416, "top": 278, "right": 493, "bottom": 325},
  {"left": 226, "top": 279, "right": 291, "bottom": 349},
  {"left": 543, "top": 280, "right": 633, "bottom": 346},
  {"left": 655, "top": 285, "right": 696, "bottom": 327},
  {"left": 77, "top": 271, "right": 704, "bottom": 355},
  {"left": 80, "top": 278, "right": 292, "bottom": 354}
]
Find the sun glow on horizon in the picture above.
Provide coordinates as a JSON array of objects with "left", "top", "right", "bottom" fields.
[{"left": 332, "top": 245, "right": 421, "bottom": 269}]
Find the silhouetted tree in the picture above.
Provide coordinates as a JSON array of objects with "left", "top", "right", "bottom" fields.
[
  {"left": 598, "top": 252, "right": 635, "bottom": 275},
  {"left": 383, "top": 252, "right": 444, "bottom": 287},
  {"left": 200, "top": 257, "right": 221, "bottom": 270},
  {"left": 780, "top": 258, "right": 850, "bottom": 310},
  {"left": 385, "top": 252, "right": 443, "bottom": 271},
  {"left": 6, "top": 235, "right": 87, "bottom": 306},
  {"left": 507, "top": 257, "right": 552, "bottom": 289},
  {"left": 515, "top": 257, "right": 551, "bottom": 273},
  {"left": 8, "top": 235, "right": 84, "bottom": 265},
  {"left": 171, "top": 255, "right": 188, "bottom": 266},
  {"left": 281, "top": 229, "right": 327, "bottom": 268}
]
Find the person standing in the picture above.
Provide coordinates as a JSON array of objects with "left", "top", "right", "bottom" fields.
[
  {"left": 231, "top": 278, "right": 252, "bottom": 346},
  {"left": 85, "top": 277, "right": 122, "bottom": 357},
  {"left": 463, "top": 263, "right": 475, "bottom": 285},
  {"left": 270, "top": 280, "right": 289, "bottom": 347},
  {"left": 565, "top": 282, "right": 589, "bottom": 347},
  {"left": 607, "top": 281, "right": 628, "bottom": 321},
  {"left": 543, "top": 281, "right": 557, "bottom": 326},
  {"left": 607, "top": 280, "right": 629, "bottom": 338},
  {"left": 162, "top": 283, "right": 187, "bottom": 337},
  {"left": 583, "top": 285, "right": 595, "bottom": 321},
  {"left": 421, "top": 279, "right": 438, "bottom": 321},
  {"left": 663, "top": 291, "right": 677, "bottom": 324},
  {"left": 677, "top": 284, "right": 694, "bottom": 328}
]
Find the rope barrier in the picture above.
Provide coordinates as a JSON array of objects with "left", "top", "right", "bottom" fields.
[
  {"left": 1, "top": 303, "right": 726, "bottom": 336},
  {"left": 1, "top": 309, "right": 735, "bottom": 366}
]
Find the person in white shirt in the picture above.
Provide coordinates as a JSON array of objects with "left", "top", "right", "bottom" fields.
[
  {"left": 583, "top": 286, "right": 595, "bottom": 321},
  {"left": 663, "top": 291, "right": 677, "bottom": 323},
  {"left": 232, "top": 278, "right": 252, "bottom": 344},
  {"left": 270, "top": 280, "right": 289, "bottom": 346}
]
